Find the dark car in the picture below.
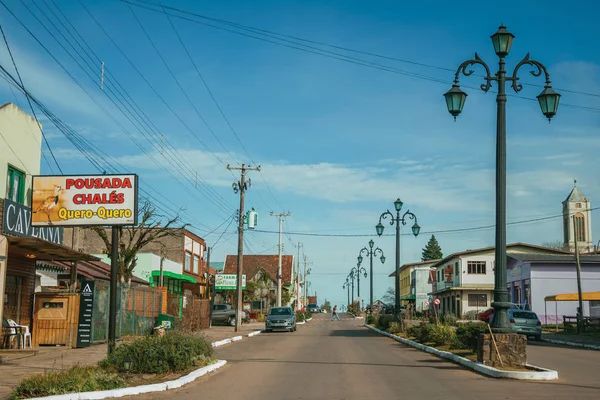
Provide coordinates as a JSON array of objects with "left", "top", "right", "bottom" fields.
[
  {"left": 307, "top": 304, "right": 321, "bottom": 313},
  {"left": 265, "top": 307, "right": 296, "bottom": 332}
]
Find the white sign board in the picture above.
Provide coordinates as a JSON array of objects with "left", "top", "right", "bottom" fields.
[
  {"left": 31, "top": 175, "right": 138, "bottom": 226},
  {"left": 215, "top": 274, "right": 246, "bottom": 290}
]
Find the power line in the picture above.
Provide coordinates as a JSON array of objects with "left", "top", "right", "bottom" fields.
[
  {"left": 129, "top": 0, "right": 600, "bottom": 100},
  {"left": 0, "top": 19, "right": 62, "bottom": 173},
  {"left": 250, "top": 207, "right": 600, "bottom": 238},
  {"left": 124, "top": 0, "right": 600, "bottom": 114}
]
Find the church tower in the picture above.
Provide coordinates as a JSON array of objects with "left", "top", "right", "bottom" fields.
[{"left": 563, "top": 180, "right": 593, "bottom": 253}]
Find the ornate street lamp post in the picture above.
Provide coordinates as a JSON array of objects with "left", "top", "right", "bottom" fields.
[
  {"left": 343, "top": 279, "right": 350, "bottom": 307},
  {"left": 347, "top": 271, "right": 355, "bottom": 304},
  {"left": 349, "top": 263, "right": 367, "bottom": 299},
  {"left": 444, "top": 25, "right": 560, "bottom": 333},
  {"left": 376, "top": 198, "right": 420, "bottom": 323},
  {"left": 358, "top": 240, "right": 385, "bottom": 314}
]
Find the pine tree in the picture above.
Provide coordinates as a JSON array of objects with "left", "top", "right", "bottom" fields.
[{"left": 421, "top": 235, "right": 443, "bottom": 261}]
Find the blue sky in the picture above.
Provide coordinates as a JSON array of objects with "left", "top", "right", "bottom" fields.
[{"left": 1, "top": 0, "right": 599, "bottom": 308}]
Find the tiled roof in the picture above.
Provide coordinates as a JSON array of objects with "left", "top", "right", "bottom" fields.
[
  {"left": 48, "top": 260, "right": 149, "bottom": 285},
  {"left": 223, "top": 255, "right": 294, "bottom": 285}
]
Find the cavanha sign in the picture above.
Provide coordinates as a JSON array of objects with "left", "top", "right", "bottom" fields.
[{"left": 31, "top": 174, "right": 139, "bottom": 227}]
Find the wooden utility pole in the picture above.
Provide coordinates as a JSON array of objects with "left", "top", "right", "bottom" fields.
[
  {"left": 573, "top": 215, "right": 584, "bottom": 333},
  {"left": 271, "top": 212, "right": 291, "bottom": 306},
  {"left": 296, "top": 242, "right": 302, "bottom": 311},
  {"left": 227, "top": 164, "right": 260, "bottom": 332},
  {"left": 70, "top": 227, "right": 80, "bottom": 291}
]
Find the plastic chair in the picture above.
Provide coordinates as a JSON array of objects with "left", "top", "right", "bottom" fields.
[
  {"left": 7, "top": 319, "right": 30, "bottom": 349},
  {"left": 2, "top": 318, "right": 18, "bottom": 349}
]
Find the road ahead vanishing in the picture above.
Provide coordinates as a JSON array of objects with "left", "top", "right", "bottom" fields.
[{"left": 133, "top": 314, "right": 600, "bottom": 400}]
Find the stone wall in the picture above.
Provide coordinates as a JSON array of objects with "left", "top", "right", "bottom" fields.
[{"left": 477, "top": 333, "right": 527, "bottom": 368}]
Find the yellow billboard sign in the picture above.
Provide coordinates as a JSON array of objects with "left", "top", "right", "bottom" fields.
[{"left": 31, "top": 174, "right": 138, "bottom": 226}]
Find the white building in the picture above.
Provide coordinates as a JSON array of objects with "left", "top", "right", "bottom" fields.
[{"left": 428, "top": 243, "right": 569, "bottom": 318}]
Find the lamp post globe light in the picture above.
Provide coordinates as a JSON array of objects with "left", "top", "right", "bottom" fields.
[
  {"left": 376, "top": 198, "right": 420, "bottom": 324},
  {"left": 444, "top": 26, "right": 560, "bottom": 334},
  {"left": 358, "top": 239, "right": 385, "bottom": 314}
]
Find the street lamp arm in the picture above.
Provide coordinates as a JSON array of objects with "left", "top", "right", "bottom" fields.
[
  {"left": 454, "top": 52, "right": 494, "bottom": 92},
  {"left": 379, "top": 210, "right": 395, "bottom": 226},
  {"left": 374, "top": 247, "right": 384, "bottom": 258},
  {"left": 400, "top": 210, "right": 417, "bottom": 225},
  {"left": 359, "top": 247, "right": 370, "bottom": 258},
  {"left": 509, "top": 53, "right": 551, "bottom": 93}
]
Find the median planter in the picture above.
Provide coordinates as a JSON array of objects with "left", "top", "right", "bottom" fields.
[{"left": 364, "top": 324, "right": 558, "bottom": 380}]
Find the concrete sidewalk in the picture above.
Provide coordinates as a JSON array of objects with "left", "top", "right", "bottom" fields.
[
  {"left": 542, "top": 331, "right": 600, "bottom": 348},
  {"left": 0, "top": 322, "right": 263, "bottom": 399}
]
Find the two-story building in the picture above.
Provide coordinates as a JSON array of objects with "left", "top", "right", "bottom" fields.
[
  {"left": 389, "top": 259, "right": 440, "bottom": 312},
  {"left": 0, "top": 103, "right": 94, "bottom": 331},
  {"left": 427, "top": 243, "right": 569, "bottom": 318},
  {"left": 64, "top": 227, "right": 208, "bottom": 298}
]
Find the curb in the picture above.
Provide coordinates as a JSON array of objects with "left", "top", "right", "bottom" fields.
[
  {"left": 27, "top": 360, "right": 228, "bottom": 400},
  {"left": 247, "top": 330, "right": 262, "bottom": 337},
  {"left": 365, "top": 325, "right": 558, "bottom": 380},
  {"left": 541, "top": 338, "right": 600, "bottom": 351},
  {"left": 297, "top": 321, "right": 306, "bottom": 325}
]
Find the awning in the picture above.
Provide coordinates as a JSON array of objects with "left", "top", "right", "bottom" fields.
[
  {"left": 151, "top": 270, "right": 197, "bottom": 284},
  {"left": 7, "top": 236, "right": 99, "bottom": 262},
  {"left": 544, "top": 292, "right": 600, "bottom": 302},
  {"left": 401, "top": 294, "right": 416, "bottom": 300}
]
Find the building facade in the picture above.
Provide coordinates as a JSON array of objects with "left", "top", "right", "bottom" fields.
[
  {"left": 507, "top": 253, "right": 600, "bottom": 323},
  {"left": 428, "top": 243, "right": 569, "bottom": 318},
  {"left": 389, "top": 259, "right": 440, "bottom": 311}
]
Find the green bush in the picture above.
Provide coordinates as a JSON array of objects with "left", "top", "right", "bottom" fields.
[
  {"left": 296, "top": 311, "right": 305, "bottom": 321},
  {"left": 100, "top": 332, "right": 213, "bottom": 374},
  {"left": 305, "top": 311, "right": 313, "bottom": 320},
  {"left": 453, "top": 323, "right": 486, "bottom": 351},
  {"left": 429, "top": 324, "right": 456, "bottom": 346},
  {"left": 377, "top": 315, "right": 394, "bottom": 331},
  {"left": 11, "top": 366, "right": 125, "bottom": 399},
  {"left": 387, "top": 322, "right": 402, "bottom": 334},
  {"left": 441, "top": 314, "right": 459, "bottom": 326},
  {"left": 366, "top": 314, "right": 378, "bottom": 326}
]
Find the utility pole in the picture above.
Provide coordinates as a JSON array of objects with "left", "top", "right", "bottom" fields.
[
  {"left": 227, "top": 164, "right": 261, "bottom": 332},
  {"left": 271, "top": 212, "right": 291, "bottom": 306},
  {"left": 303, "top": 255, "right": 312, "bottom": 307},
  {"left": 296, "top": 242, "right": 302, "bottom": 311},
  {"left": 573, "top": 215, "right": 584, "bottom": 333}
]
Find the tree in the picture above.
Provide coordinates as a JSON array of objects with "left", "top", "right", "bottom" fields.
[
  {"left": 542, "top": 240, "right": 570, "bottom": 251},
  {"left": 382, "top": 287, "right": 395, "bottom": 305},
  {"left": 88, "top": 201, "right": 188, "bottom": 285},
  {"left": 320, "top": 300, "right": 331, "bottom": 313},
  {"left": 422, "top": 235, "right": 443, "bottom": 261}
]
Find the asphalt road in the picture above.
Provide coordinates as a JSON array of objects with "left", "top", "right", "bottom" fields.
[{"left": 133, "top": 314, "right": 600, "bottom": 400}]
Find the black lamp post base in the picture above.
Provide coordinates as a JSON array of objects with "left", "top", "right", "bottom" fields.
[{"left": 490, "top": 301, "right": 516, "bottom": 334}]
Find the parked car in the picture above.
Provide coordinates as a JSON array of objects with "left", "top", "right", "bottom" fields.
[
  {"left": 307, "top": 304, "right": 321, "bottom": 313},
  {"left": 265, "top": 306, "right": 296, "bottom": 332},
  {"left": 508, "top": 309, "right": 542, "bottom": 340},
  {"left": 211, "top": 304, "right": 249, "bottom": 326},
  {"left": 478, "top": 303, "right": 527, "bottom": 323}
]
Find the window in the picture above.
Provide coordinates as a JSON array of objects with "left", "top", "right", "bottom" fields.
[
  {"left": 193, "top": 255, "right": 200, "bottom": 274},
  {"left": 576, "top": 202, "right": 582, "bottom": 208},
  {"left": 455, "top": 262, "right": 459, "bottom": 276},
  {"left": 574, "top": 213, "right": 586, "bottom": 242},
  {"left": 468, "top": 294, "right": 487, "bottom": 307},
  {"left": 6, "top": 166, "right": 25, "bottom": 204},
  {"left": 185, "top": 252, "right": 192, "bottom": 272},
  {"left": 467, "top": 261, "right": 486, "bottom": 274}
]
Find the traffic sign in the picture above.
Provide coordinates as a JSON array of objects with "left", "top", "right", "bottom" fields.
[
  {"left": 424, "top": 301, "right": 430, "bottom": 306},
  {"left": 433, "top": 298, "right": 441, "bottom": 305}
]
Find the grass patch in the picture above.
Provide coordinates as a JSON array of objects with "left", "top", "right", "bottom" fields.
[{"left": 11, "top": 332, "right": 216, "bottom": 399}]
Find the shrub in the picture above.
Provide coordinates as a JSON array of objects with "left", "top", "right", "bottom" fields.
[
  {"left": 406, "top": 323, "right": 422, "bottom": 339},
  {"left": 377, "top": 315, "right": 394, "bottom": 331},
  {"left": 441, "top": 314, "right": 459, "bottom": 326},
  {"left": 305, "top": 311, "right": 313, "bottom": 320},
  {"left": 366, "top": 314, "right": 378, "bottom": 326},
  {"left": 387, "top": 322, "right": 402, "bottom": 334},
  {"left": 11, "top": 366, "right": 125, "bottom": 399},
  {"left": 453, "top": 323, "right": 487, "bottom": 351},
  {"left": 429, "top": 324, "right": 456, "bottom": 346},
  {"left": 100, "top": 332, "right": 213, "bottom": 374},
  {"left": 296, "top": 311, "right": 305, "bottom": 322}
]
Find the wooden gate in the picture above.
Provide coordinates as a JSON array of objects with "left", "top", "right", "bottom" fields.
[{"left": 32, "top": 293, "right": 79, "bottom": 347}]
